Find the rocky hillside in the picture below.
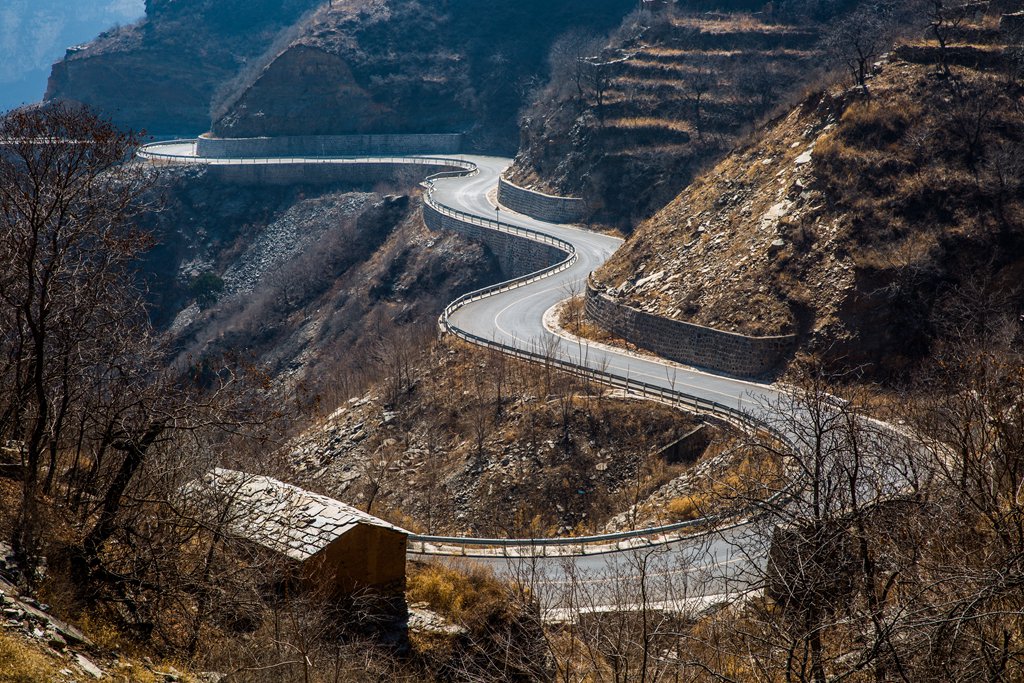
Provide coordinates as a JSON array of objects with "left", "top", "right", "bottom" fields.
[
  {"left": 211, "top": 0, "right": 634, "bottom": 151},
  {"left": 595, "top": 21, "right": 1024, "bottom": 379},
  {"left": 45, "top": 0, "right": 634, "bottom": 145},
  {"left": 282, "top": 336, "right": 747, "bottom": 538},
  {"left": 45, "top": 0, "right": 321, "bottom": 134},
  {"left": 507, "top": 9, "right": 827, "bottom": 229},
  {"left": 0, "top": 0, "right": 143, "bottom": 112},
  {"left": 138, "top": 167, "right": 500, "bottom": 400}
]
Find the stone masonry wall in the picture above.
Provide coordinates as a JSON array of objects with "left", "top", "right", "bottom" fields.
[
  {"left": 497, "top": 177, "right": 587, "bottom": 224},
  {"left": 208, "top": 161, "right": 457, "bottom": 186},
  {"left": 585, "top": 280, "right": 795, "bottom": 378},
  {"left": 423, "top": 202, "right": 568, "bottom": 279},
  {"left": 197, "top": 133, "right": 464, "bottom": 158}
]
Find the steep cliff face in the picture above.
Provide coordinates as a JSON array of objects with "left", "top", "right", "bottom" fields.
[
  {"left": 213, "top": 44, "right": 388, "bottom": 136},
  {"left": 46, "top": 0, "right": 634, "bottom": 145},
  {"left": 45, "top": 0, "right": 320, "bottom": 134},
  {"left": 0, "top": 0, "right": 143, "bottom": 112},
  {"left": 139, "top": 167, "right": 500, "bottom": 393},
  {"left": 211, "top": 0, "right": 636, "bottom": 151}
]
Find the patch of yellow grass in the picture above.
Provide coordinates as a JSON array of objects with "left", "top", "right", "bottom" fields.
[
  {"left": 407, "top": 563, "right": 509, "bottom": 625},
  {"left": 666, "top": 453, "right": 783, "bottom": 522},
  {"left": 606, "top": 117, "right": 693, "bottom": 134},
  {"left": 0, "top": 632, "right": 61, "bottom": 683},
  {"left": 667, "top": 494, "right": 705, "bottom": 520}
]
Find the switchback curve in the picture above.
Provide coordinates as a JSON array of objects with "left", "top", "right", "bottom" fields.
[{"left": 139, "top": 140, "right": 799, "bottom": 608}]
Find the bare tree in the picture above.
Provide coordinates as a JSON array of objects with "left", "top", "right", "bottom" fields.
[
  {"left": 684, "top": 55, "right": 717, "bottom": 137},
  {"left": 549, "top": 31, "right": 605, "bottom": 112},
  {"left": 585, "top": 56, "right": 615, "bottom": 126},
  {"left": 927, "top": 0, "right": 970, "bottom": 78},
  {"left": 726, "top": 360, "right": 925, "bottom": 682},
  {"left": 0, "top": 104, "right": 152, "bottom": 582},
  {"left": 736, "top": 59, "right": 784, "bottom": 118},
  {"left": 823, "top": 4, "right": 892, "bottom": 95}
]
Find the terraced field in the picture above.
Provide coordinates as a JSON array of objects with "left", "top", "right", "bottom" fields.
[{"left": 510, "top": 13, "right": 826, "bottom": 228}]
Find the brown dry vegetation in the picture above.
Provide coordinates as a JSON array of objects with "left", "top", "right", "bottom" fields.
[
  {"left": 596, "top": 46, "right": 1024, "bottom": 380},
  {"left": 289, "top": 337, "right": 728, "bottom": 538},
  {"left": 0, "top": 632, "right": 63, "bottom": 683},
  {"left": 509, "top": 9, "right": 826, "bottom": 229},
  {"left": 0, "top": 483, "right": 550, "bottom": 683}
]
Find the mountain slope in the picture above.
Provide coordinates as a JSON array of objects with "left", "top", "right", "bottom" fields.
[
  {"left": 45, "top": 0, "right": 634, "bottom": 145},
  {"left": 0, "top": 0, "right": 143, "bottom": 112},
  {"left": 211, "top": 0, "right": 635, "bottom": 151},
  {"left": 509, "top": 9, "right": 827, "bottom": 229},
  {"left": 138, "top": 168, "right": 500, "bottom": 401},
  {"left": 595, "top": 43, "right": 1024, "bottom": 378},
  {"left": 45, "top": 0, "right": 322, "bottom": 133}
]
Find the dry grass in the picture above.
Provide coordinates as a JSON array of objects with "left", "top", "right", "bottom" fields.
[
  {"left": 0, "top": 632, "right": 61, "bottom": 683},
  {"left": 664, "top": 452, "right": 784, "bottom": 523},
  {"left": 606, "top": 117, "right": 694, "bottom": 134},
  {"left": 669, "top": 14, "right": 784, "bottom": 33},
  {"left": 595, "top": 47, "right": 1024, "bottom": 379},
  {"left": 407, "top": 563, "right": 511, "bottom": 625},
  {"left": 666, "top": 494, "right": 704, "bottom": 520},
  {"left": 302, "top": 335, "right": 703, "bottom": 538}
]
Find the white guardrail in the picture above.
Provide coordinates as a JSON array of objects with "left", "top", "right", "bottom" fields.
[
  {"left": 139, "top": 140, "right": 480, "bottom": 174},
  {"left": 418, "top": 175, "right": 796, "bottom": 557},
  {"left": 138, "top": 141, "right": 797, "bottom": 558}
]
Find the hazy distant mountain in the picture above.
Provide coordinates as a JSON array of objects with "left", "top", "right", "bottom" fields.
[{"left": 0, "top": 0, "right": 143, "bottom": 111}]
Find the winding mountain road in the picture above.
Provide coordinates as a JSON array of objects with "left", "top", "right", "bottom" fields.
[{"left": 140, "top": 142, "right": 793, "bottom": 611}]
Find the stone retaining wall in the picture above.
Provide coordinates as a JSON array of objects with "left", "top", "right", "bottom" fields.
[
  {"left": 423, "top": 202, "right": 568, "bottom": 279},
  {"left": 585, "top": 280, "right": 795, "bottom": 378},
  {"left": 893, "top": 43, "right": 1008, "bottom": 69},
  {"left": 497, "top": 177, "right": 587, "bottom": 224},
  {"left": 207, "top": 161, "right": 458, "bottom": 186},
  {"left": 196, "top": 133, "right": 464, "bottom": 158}
]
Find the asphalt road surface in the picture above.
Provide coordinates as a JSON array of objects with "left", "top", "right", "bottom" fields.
[{"left": 140, "top": 142, "right": 805, "bottom": 612}]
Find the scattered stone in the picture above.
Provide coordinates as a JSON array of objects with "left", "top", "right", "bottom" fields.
[
  {"left": 635, "top": 270, "right": 665, "bottom": 289},
  {"left": 47, "top": 630, "right": 67, "bottom": 649},
  {"left": 75, "top": 653, "right": 104, "bottom": 679},
  {"left": 408, "top": 607, "right": 468, "bottom": 636},
  {"left": 51, "top": 619, "right": 91, "bottom": 646}
]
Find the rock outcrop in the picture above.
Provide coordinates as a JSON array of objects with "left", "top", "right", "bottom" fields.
[
  {"left": 45, "top": 0, "right": 321, "bottom": 134},
  {"left": 211, "top": 0, "right": 636, "bottom": 151},
  {"left": 46, "top": 0, "right": 635, "bottom": 146}
]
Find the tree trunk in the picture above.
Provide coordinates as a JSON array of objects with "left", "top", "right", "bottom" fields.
[{"left": 78, "top": 422, "right": 164, "bottom": 575}]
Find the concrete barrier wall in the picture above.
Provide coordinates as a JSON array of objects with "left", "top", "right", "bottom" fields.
[
  {"left": 208, "top": 161, "right": 457, "bottom": 186},
  {"left": 423, "top": 202, "right": 567, "bottom": 279},
  {"left": 196, "top": 133, "right": 464, "bottom": 158},
  {"left": 497, "top": 177, "right": 587, "bottom": 224},
  {"left": 585, "top": 280, "right": 795, "bottom": 378}
]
